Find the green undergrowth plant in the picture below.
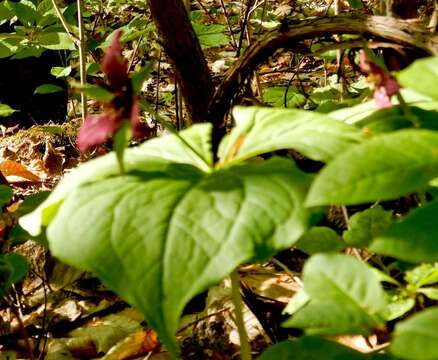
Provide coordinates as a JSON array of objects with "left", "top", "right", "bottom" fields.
[
  {"left": 0, "top": 0, "right": 76, "bottom": 59},
  {"left": 20, "top": 56, "right": 438, "bottom": 359}
]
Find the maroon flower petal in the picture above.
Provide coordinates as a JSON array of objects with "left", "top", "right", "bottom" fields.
[
  {"left": 381, "top": 76, "right": 400, "bottom": 97},
  {"left": 101, "top": 31, "right": 129, "bottom": 91},
  {"left": 77, "top": 113, "right": 122, "bottom": 152},
  {"left": 130, "top": 97, "right": 151, "bottom": 139}
]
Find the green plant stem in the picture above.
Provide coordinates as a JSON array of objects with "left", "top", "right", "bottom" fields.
[
  {"left": 396, "top": 92, "right": 420, "bottom": 128},
  {"left": 77, "top": 0, "right": 88, "bottom": 122},
  {"left": 230, "top": 269, "right": 252, "bottom": 360}
]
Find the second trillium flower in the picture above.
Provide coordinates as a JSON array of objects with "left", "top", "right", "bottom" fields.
[{"left": 359, "top": 50, "right": 400, "bottom": 109}]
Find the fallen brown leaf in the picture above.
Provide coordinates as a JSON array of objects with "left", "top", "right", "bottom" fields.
[{"left": 0, "top": 160, "right": 40, "bottom": 182}]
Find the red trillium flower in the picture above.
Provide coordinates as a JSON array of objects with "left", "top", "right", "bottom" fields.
[
  {"left": 359, "top": 50, "right": 400, "bottom": 109},
  {"left": 77, "top": 31, "right": 150, "bottom": 152}
]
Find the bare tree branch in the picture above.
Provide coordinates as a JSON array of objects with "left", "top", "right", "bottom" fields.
[{"left": 209, "top": 14, "right": 438, "bottom": 126}]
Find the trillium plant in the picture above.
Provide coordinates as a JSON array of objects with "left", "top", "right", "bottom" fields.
[
  {"left": 77, "top": 31, "right": 150, "bottom": 171},
  {"left": 20, "top": 55, "right": 438, "bottom": 360}
]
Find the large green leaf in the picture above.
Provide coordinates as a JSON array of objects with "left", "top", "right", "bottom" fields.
[
  {"left": 283, "top": 254, "right": 386, "bottom": 335},
  {"left": 295, "top": 226, "right": 345, "bottom": 254},
  {"left": 0, "top": 35, "right": 22, "bottom": 59},
  {"left": 262, "top": 86, "right": 306, "bottom": 108},
  {"left": 418, "top": 288, "right": 438, "bottom": 300},
  {"left": 258, "top": 336, "right": 388, "bottom": 360},
  {"left": 397, "top": 57, "right": 438, "bottom": 101},
  {"left": 45, "top": 157, "right": 313, "bottom": 356},
  {"left": 405, "top": 263, "right": 438, "bottom": 288},
  {"left": 282, "top": 289, "right": 310, "bottom": 315},
  {"left": 6, "top": 0, "right": 37, "bottom": 25},
  {"left": 306, "top": 130, "right": 438, "bottom": 206},
  {"left": 343, "top": 206, "right": 393, "bottom": 248},
  {"left": 218, "top": 106, "right": 364, "bottom": 166},
  {"left": 192, "top": 23, "right": 229, "bottom": 49},
  {"left": 138, "top": 123, "right": 213, "bottom": 172},
  {"left": 19, "top": 124, "right": 213, "bottom": 236},
  {"left": 329, "top": 90, "right": 438, "bottom": 125},
  {"left": 37, "top": 32, "right": 76, "bottom": 50},
  {"left": 354, "top": 107, "right": 438, "bottom": 134},
  {"left": 382, "top": 292, "right": 415, "bottom": 321},
  {"left": 370, "top": 201, "right": 438, "bottom": 263},
  {"left": 391, "top": 307, "right": 438, "bottom": 360}
]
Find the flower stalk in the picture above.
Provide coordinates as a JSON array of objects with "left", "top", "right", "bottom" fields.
[{"left": 230, "top": 269, "right": 252, "bottom": 360}]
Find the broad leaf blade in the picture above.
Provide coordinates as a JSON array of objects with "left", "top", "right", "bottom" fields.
[
  {"left": 218, "top": 106, "right": 363, "bottom": 166},
  {"left": 295, "top": 226, "right": 345, "bottom": 254},
  {"left": 258, "top": 336, "right": 373, "bottom": 360},
  {"left": 6, "top": 0, "right": 37, "bottom": 25},
  {"left": 397, "top": 57, "right": 438, "bottom": 101},
  {"left": 355, "top": 107, "right": 438, "bottom": 134},
  {"left": 262, "top": 86, "right": 306, "bottom": 108},
  {"left": 417, "top": 288, "right": 438, "bottom": 300},
  {"left": 34, "top": 84, "right": 64, "bottom": 95},
  {"left": 306, "top": 130, "right": 438, "bottom": 206},
  {"left": 343, "top": 206, "right": 393, "bottom": 248},
  {"left": 192, "top": 23, "right": 229, "bottom": 49},
  {"left": 283, "top": 254, "right": 385, "bottom": 335},
  {"left": 38, "top": 32, "right": 76, "bottom": 50},
  {"left": 391, "top": 307, "right": 438, "bottom": 360},
  {"left": 282, "top": 289, "right": 310, "bottom": 315},
  {"left": 382, "top": 293, "right": 415, "bottom": 321},
  {"left": 20, "top": 125, "right": 213, "bottom": 236},
  {"left": 50, "top": 66, "right": 72, "bottom": 78},
  {"left": 138, "top": 123, "right": 213, "bottom": 171},
  {"left": 370, "top": 201, "right": 438, "bottom": 262},
  {"left": 46, "top": 157, "right": 313, "bottom": 356},
  {"left": 405, "top": 263, "right": 438, "bottom": 288}
]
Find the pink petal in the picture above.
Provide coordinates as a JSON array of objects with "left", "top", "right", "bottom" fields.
[
  {"left": 77, "top": 113, "right": 122, "bottom": 152},
  {"left": 101, "top": 31, "right": 129, "bottom": 91},
  {"left": 374, "top": 87, "right": 393, "bottom": 108}
]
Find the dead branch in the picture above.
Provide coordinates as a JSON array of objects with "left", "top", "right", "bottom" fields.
[{"left": 209, "top": 14, "right": 438, "bottom": 126}]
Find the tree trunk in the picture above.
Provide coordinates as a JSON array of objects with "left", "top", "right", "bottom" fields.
[{"left": 147, "top": 0, "right": 215, "bottom": 125}]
